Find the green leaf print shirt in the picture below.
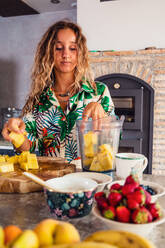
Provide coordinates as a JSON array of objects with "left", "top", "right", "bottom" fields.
[{"left": 23, "top": 81, "right": 115, "bottom": 162}]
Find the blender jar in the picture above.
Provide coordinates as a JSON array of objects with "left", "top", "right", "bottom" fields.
[{"left": 76, "top": 116, "right": 124, "bottom": 174}]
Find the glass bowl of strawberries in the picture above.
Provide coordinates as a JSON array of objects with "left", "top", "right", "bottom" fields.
[{"left": 93, "top": 173, "right": 165, "bottom": 236}]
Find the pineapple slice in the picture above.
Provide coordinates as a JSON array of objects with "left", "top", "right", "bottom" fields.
[
  {"left": 83, "top": 157, "right": 94, "bottom": 167},
  {"left": 20, "top": 162, "right": 29, "bottom": 171},
  {"left": 9, "top": 131, "right": 25, "bottom": 148},
  {"left": 89, "top": 156, "right": 103, "bottom": 171},
  {"left": 4, "top": 155, "right": 9, "bottom": 161},
  {"left": 84, "top": 146, "right": 96, "bottom": 158},
  {"left": 0, "top": 162, "right": 14, "bottom": 172},
  {"left": 84, "top": 131, "right": 97, "bottom": 157},
  {"left": 97, "top": 152, "right": 113, "bottom": 170},
  {"left": 6, "top": 155, "right": 19, "bottom": 164},
  {"left": 84, "top": 131, "right": 97, "bottom": 147},
  {"left": 27, "top": 154, "right": 39, "bottom": 169},
  {"left": 89, "top": 144, "right": 114, "bottom": 171},
  {"left": 0, "top": 156, "right": 6, "bottom": 163},
  {"left": 99, "top": 144, "right": 114, "bottom": 156},
  {"left": 18, "top": 151, "right": 30, "bottom": 164}
]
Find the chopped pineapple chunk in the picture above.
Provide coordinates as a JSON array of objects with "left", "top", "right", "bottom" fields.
[
  {"left": 99, "top": 144, "right": 114, "bottom": 156},
  {"left": 89, "top": 156, "right": 103, "bottom": 171},
  {"left": 9, "top": 131, "right": 25, "bottom": 148},
  {"left": 19, "top": 153, "right": 39, "bottom": 171},
  {"left": 6, "top": 155, "right": 19, "bottom": 164},
  {"left": 20, "top": 162, "right": 29, "bottom": 171},
  {"left": 89, "top": 143, "right": 114, "bottom": 171},
  {"left": 83, "top": 157, "right": 94, "bottom": 166},
  {"left": 84, "top": 131, "right": 97, "bottom": 147},
  {"left": 0, "top": 152, "right": 39, "bottom": 172},
  {"left": 0, "top": 162, "right": 14, "bottom": 172},
  {"left": 4, "top": 155, "right": 9, "bottom": 161},
  {"left": 27, "top": 154, "right": 39, "bottom": 169},
  {"left": 0, "top": 156, "right": 6, "bottom": 163},
  {"left": 18, "top": 151, "right": 30, "bottom": 163},
  {"left": 84, "top": 146, "right": 96, "bottom": 158},
  {"left": 84, "top": 131, "right": 97, "bottom": 157},
  {"left": 97, "top": 152, "right": 113, "bottom": 170}
]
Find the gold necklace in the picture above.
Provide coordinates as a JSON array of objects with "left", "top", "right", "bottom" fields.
[
  {"left": 55, "top": 92, "right": 70, "bottom": 103},
  {"left": 56, "top": 91, "right": 70, "bottom": 97}
]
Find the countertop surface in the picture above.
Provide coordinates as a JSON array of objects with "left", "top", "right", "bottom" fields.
[
  {"left": 0, "top": 137, "right": 13, "bottom": 149},
  {"left": 0, "top": 174, "right": 165, "bottom": 247}
]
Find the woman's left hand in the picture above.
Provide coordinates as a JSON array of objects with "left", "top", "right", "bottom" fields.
[{"left": 82, "top": 102, "right": 107, "bottom": 121}]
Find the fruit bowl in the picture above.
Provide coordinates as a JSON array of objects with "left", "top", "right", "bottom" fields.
[
  {"left": 93, "top": 205, "right": 165, "bottom": 236},
  {"left": 44, "top": 175, "right": 97, "bottom": 219},
  {"left": 63, "top": 172, "right": 112, "bottom": 192},
  {"left": 108, "top": 180, "right": 165, "bottom": 202}
]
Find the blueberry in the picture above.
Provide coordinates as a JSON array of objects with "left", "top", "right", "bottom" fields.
[{"left": 140, "top": 184, "right": 157, "bottom": 195}]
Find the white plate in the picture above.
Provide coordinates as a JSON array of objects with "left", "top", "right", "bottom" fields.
[
  {"left": 108, "top": 180, "right": 165, "bottom": 202},
  {"left": 63, "top": 172, "right": 112, "bottom": 192},
  {"left": 93, "top": 205, "right": 165, "bottom": 236}
]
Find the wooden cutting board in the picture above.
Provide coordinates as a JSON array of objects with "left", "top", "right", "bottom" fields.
[{"left": 0, "top": 157, "right": 76, "bottom": 193}]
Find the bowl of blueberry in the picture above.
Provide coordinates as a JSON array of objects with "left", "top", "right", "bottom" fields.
[
  {"left": 140, "top": 180, "right": 165, "bottom": 202},
  {"left": 108, "top": 179, "right": 165, "bottom": 202}
]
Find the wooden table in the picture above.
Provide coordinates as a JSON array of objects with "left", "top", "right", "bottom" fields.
[{"left": 0, "top": 174, "right": 164, "bottom": 247}]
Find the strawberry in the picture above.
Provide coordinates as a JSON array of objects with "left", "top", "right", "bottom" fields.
[
  {"left": 110, "top": 183, "right": 122, "bottom": 191},
  {"left": 94, "top": 191, "right": 106, "bottom": 201},
  {"left": 122, "top": 182, "right": 138, "bottom": 196},
  {"left": 96, "top": 198, "right": 109, "bottom": 210},
  {"left": 132, "top": 206, "right": 153, "bottom": 223},
  {"left": 135, "top": 186, "right": 145, "bottom": 191},
  {"left": 127, "top": 188, "right": 146, "bottom": 206},
  {"left": 125, "top": 173, "right": 139, "bottom": 187},
  {"left": 102, "top": 206, "right": 116, "bottom": 220},
  {"left": 127, "top": 198, "right": 139, "bottom": 210},
  {"left": 108, "top": 191, "right": 122, "bottom": 206},
  {"left": 144, "top": 189, "right": 152, "bottom": 204},
  {"left": 116, "top": 206, "right": 131, "bottom": 223},
  {"left": 147, "top": 202, "right": 162, "bottom": 219}
]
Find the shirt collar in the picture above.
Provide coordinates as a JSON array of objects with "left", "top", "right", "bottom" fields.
[{"left": 40, "top": 80, "right": 95, "bottom": 106}]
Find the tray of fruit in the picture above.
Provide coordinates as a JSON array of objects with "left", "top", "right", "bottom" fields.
[{"left": 93, "top": 173, "right": 165, "bottom": 236}]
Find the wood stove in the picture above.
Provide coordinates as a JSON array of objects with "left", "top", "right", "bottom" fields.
[{"left": 96, "top": 73, "right": 154, "bottom": 174}]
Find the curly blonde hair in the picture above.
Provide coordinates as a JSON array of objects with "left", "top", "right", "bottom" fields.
[{"left": 22, "top": 20, "right": 94, "bottom": 115}]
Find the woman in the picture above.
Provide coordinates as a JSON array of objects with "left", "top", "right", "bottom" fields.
[{"left": 2, "top": 20, "right": 115, "bottom": 162}]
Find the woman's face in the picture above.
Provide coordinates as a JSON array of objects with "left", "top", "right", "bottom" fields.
[{"left": 54, "top": 28, "right": 78, "bottom": 75}]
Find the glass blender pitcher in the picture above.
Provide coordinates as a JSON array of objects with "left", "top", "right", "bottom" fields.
[{"left": 76, "top": 116, "right": 124, "bottom": 176}]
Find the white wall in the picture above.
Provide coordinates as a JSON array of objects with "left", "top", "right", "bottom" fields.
[
  {"left": 77, "top": 0, "right": 165, "bottom": 51},
  {"left": 0, "top": 10, "right": 76, "bottom": 109}
]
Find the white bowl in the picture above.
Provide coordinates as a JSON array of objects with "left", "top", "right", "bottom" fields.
[
  {"left": 45, "top": 176, "right": 98, "bottom": 219},
  {"left": 46, "top": 176, "right": 98, "bottom": 193},
  {"left": 108, "top": 180, "right": 165, "bottom": 202},
  {"left": 63, "top": 172, "right": 112, "bottom": 192},
  {"left": 93, "top": 205, "right": 165, "bottom": 236}
]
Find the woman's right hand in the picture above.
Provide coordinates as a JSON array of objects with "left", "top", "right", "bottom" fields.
[{"left": 1, "top": 118, "right": 26, "bottom": 142}]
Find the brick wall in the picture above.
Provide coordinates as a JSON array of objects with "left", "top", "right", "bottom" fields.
[{"left": 89, "top": 48, "right": 165, "bottom": 175}]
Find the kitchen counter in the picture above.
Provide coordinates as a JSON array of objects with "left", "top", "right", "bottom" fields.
[
  {"left": 0, "top": 137, "right": 13, "bottom": 149},
  {"left": 0, "top": 174, "right": 165, "bottom": 247}
]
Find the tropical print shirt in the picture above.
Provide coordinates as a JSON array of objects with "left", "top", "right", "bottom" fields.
[{"left": 23, "top": 80, "right": 115, "bottom": 162}]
